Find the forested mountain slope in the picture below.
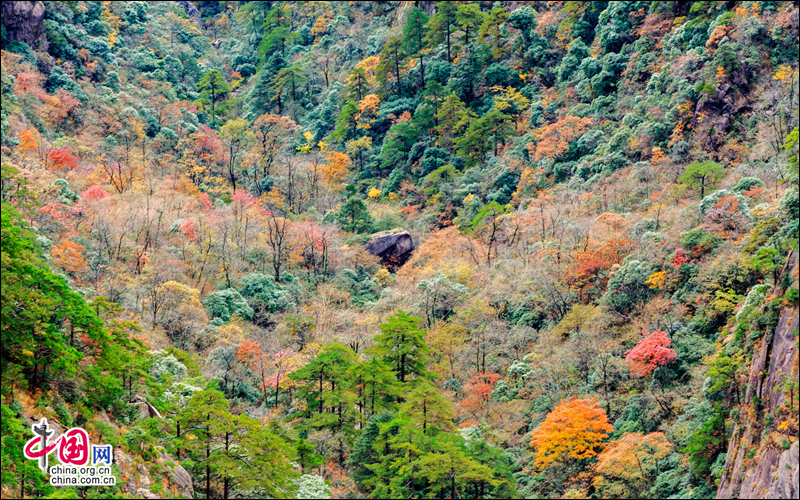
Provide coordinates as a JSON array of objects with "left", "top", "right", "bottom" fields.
[{"left": 1, "top": 1, "right": 798, "bottom": 499}]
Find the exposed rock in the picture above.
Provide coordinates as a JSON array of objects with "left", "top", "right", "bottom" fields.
[
  {"left": 732, "top": 60, "right": 750, "bottom": 92},
  {"left": 717, "top": 250, "right": 799, "bottom": 499},
  {"left": 137, "top": 488, "right": 160, "bottom": 499},
  {"left": 28, "top": 413, "right": 63, "bottom": 437},
  {"left": 766, "top": 442, "right": 799, "bottom": 499},
  {"left": 414, "top": 1, "right": 436, "bottom": 15},
  {"left": 1, "top": 1, "right": 46, "bottom": 47},
  {"left": 695, "top": 82, "right": 738, "bottom": 151},
  {"left": 160, "top": 451, "right": 194, "bottom": 499},
  {"left": 365, "top": 229, "right": 415, "bottom": 271},
  {"left": 177, "top": 1, "right": 204, "bottom": 30},
  {"left": 131, "top": 394, "right": 164, "bottom": 419}
]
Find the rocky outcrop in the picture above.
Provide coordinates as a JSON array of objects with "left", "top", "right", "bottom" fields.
[
  {"left": 160, "top": 451, "right": 194, "bottom": 499},
  {"left": 694, "top": 64, "right": 750, "bottom": 152},
  {"left": 177, "top": 1, "right": 204, "bottom": 30},
  {"left": 131, "top": 394, "right": 164, "bottom": 419},
  {"left": 1, "top": 1, "right": 46, "bottom": 47},
  {"left": 115, "top": 446, "right": 194, "bottom": 499},
  {"left": 366, "top": 229, "right": 415, "bottom": 271},
  {"left": 717, "top": 250, "right": 799, "bottom": 499}
]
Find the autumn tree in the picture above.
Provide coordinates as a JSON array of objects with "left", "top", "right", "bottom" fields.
[
  {"left": 250, "top": 113, "right": 298, "bottom": 191},
  {"left": 153, "top": 280, "right": 208, "bottom": 349},
  {"left": 237, "top": 339, "right": 272, "bottom": 404},
  {"left": 529, "top": 397, "right": 613, "bottom": 469},
  {"left": 259, "top": 210, "right": 293, "bottom": 282},
  {"left": 531, "top": 116, "right": 593, "bottom": 162},
  {"left": 459, "top": 372, "right": 501, "bottom": 416},
  {"left": 593, "top": 432, "right": 673, "bottom": 498},
  {"left": 624, "top": 329, "right": 678, "bottom": 378}
]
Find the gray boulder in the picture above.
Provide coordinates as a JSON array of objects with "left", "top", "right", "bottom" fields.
[
  {"left": 2, "top": 2, "right": 46, "bottom": 47},
  {"left": 365, "top": 230, "right": 415, "bottom": 271}
]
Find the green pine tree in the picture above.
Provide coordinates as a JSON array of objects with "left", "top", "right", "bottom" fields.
[{"left": 369, "top": 311, "right": 431, "bottom": 383}]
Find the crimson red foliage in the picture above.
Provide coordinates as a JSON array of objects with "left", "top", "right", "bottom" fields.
[
  {"left": 672, "top": 248, "right": 689, "bottom": 268},
  {"left": 48, "top": 148, "right": 78, "bottom": 170},
  {"left": 624, "top": 329, "right": 677, "bottom": 377}
]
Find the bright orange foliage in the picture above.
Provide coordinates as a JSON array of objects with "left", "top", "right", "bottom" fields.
[
  {"left": 51, "top": 238, "right": 89, "bottom": 276},
  {"left": 48, "top": 148, "right": 78, "bottom": 170},
  {"left": 356, "top": 94, "right": 381, "bottom": 129},
  {"left": 321, "top": 151, "right": 351, "bottom": 187},
  {"left": 529, "top": 397, "right": 613, "bottom": 469},
  {"left": 531, "top": 116, "right": 592, "bottom": 161},
  {"left": 18, "top": 129, "right": 38, "bottom": 154},
  {"left": 593, "top": 432, "right": 673, "bottom": 498}
]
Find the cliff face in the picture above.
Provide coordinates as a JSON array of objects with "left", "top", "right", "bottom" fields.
[
  {"left": 717, "top": 250, "right": 799, "bottom": 499},
  {"left": 1, "top": 1, "right": 46, "bottom": 47}
]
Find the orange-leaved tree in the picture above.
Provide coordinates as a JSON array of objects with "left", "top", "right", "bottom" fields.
[
  {"left": 529, "top": 397, "right": 612, "bottom": 469},
  {"left": 593, "top": 432, "right": 673, "bottom": 498},
  {"left": 530, "top": 116, "right": 592, "bottom": 162},
  {"left": 18, "top": 129, "right": 38, "bottom": 155},
  {"left": 50, "top": 238, "right": 89, "bottom": 279}
]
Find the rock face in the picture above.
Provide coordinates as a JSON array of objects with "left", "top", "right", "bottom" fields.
[
  {"left": 694, "top": 68, "right": 749, "bottom": 152},
  {"left": 131, "top": 394, "right": 164, "bottom": 419},
  {"left": 1, "top": 1, "right": 46, "bottom": 47},
  {"left": 160, "top": 451, "right": 194, "bottom": 499},
  {"left": 177, "top": 1, "right": 205, "bottom": 30},
  {"left": 717, "top": 250, "right": 799, "bottom": 499},
  {"left": 365, "top": 230, "right": 415, "bottom": 271}
]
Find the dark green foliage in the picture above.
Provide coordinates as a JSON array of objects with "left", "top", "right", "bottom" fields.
[
  {"left": 369, "top": 310, "right": 430, "bottom": 383},
  {"left": 602, "top": 259, "right": 656, "bottom": 316},
  {"left": 678, "top": 161, "right": 724, "bottom": 199},
  {"left": 238, "top": 272, "right": 292, "bottom": 325},
  {"left": 1, "top": 405, "right": 54, "bottom": 499},
  {"left": 202, "top": 288, "right": 254, "bottom": 322},
  {"left": 337, "top": 266, "right": 381, "bottom": 306},
  {"left": 685, "top": 405, "right": 728, "bottom": 482},
  {"left": 197, "top": 69, "right": 232, "bottom": 127},
  {"left": 403, "top": 8, "right": 429, "bottom": 91},
  {"left": 680, "top": 228, "right": 723, "bottom": 255},
  {"left": 732, "top": 177, "right": 764, "bottom": 192},
  {"left": 349, "top": 411, "right": 395, "bottom": 485},
  {"left": 338, "top": 196, "right": 374, "bottom": 233}
]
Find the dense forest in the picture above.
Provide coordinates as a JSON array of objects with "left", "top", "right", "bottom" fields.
[{"left": 1, "top": 1, "right": 798, "bottom": 499}]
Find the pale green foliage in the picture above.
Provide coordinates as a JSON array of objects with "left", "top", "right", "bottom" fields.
[
  {"left": 295, "top": 474, "right": 331, "bottom": 499},
  {"left": 149, "top": 352, "right": 187, "bottom": 382}
]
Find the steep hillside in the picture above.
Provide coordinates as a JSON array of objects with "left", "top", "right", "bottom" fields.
[{"left": 1, "top": 1, "right": 798, "bottom": 499}]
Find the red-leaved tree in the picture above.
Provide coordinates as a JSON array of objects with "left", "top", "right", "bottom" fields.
[{"left": 624, "top": 329, "right": 677, "bottom": 377}]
